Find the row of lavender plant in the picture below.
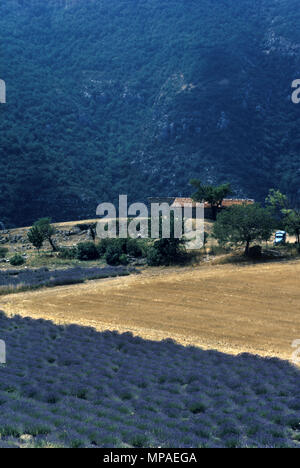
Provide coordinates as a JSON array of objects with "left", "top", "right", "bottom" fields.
[
  {"left": 0, "top": 266, "right": 133, "bottom": 290},
  {"left": 0, "top": 312, "right": 299, "bottom": 448}
]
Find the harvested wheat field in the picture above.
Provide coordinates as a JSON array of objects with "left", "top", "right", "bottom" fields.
[{"left": 1, "top": 260, "right": 300, "bottom": 361}]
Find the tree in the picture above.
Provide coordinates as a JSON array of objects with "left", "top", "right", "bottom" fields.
[
  {"left": 265, "top": 189, "right": 300, "bottom": 245},
  {"left": 204, "top": 231, "right": 209, "bottom": 245},
  {"left": 213, "top": 203, "right": 274, "bottom": 256},
  {"left": 190, "top": 179, "right": 232, "bottom": 220},
  {"left": 34, "top": 218, "right": 57, "bottom": 252},
  {"left": 265, "top": 189, "right": 288, "bottom": 211},
  {"left": 265, "top": 189, "right": 288, "bottom": 223},
  {"left": 27, "top": 225, "right": 44, "bottom": 252},
  {"left": 284, "top": 209, "right": 300, "bottom": 245}
]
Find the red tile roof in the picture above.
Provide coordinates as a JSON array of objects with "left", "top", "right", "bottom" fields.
[
  {"left": 171, "top": 198, "right": 255, "bottom": 208},
  {"left": 221, "top": 198, "right": 255, "bottom": 207}
]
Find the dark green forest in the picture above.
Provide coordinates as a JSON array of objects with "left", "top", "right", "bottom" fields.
[{"left": 0, "top": 0, "right": 300, "bottom": 227}]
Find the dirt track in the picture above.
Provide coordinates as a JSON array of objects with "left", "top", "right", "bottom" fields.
[{"left": 1, "top": 260, "right": 300, "bottom": 361}]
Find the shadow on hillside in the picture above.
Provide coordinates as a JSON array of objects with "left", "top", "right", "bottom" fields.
[{"left": 0, "top": 311, "right": 299, "bottom": 448}]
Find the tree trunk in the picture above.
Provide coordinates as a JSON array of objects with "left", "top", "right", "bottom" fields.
[
  {"left": 245, "top": 240, "right": 250, "bottom": 256},
  {"left": 211, "top": 204, "right": 218, "bottom": 221},
  {"left": 48, "top": 237, "right": 57, "bottom": 252},
  {"left": 89, "top": 227, "right": 96, "bottom": 242}
]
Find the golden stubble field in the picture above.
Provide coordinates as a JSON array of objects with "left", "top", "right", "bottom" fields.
[{"left": 1, "top": 260, "right": 300, "bottom": 361}]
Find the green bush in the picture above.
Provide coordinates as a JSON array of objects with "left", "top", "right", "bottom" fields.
[
  {"left": 96, "top": 239, "right": 112, "bottom": 257},
  {"left": 58, "top": 246, "right": 78, "bottom": 260},
  {"left": 105, "top": 244, "right": 123, "bottom": 266},
  {"left": 114, "top": 238, "right": 128, "bottom": 254},
  {"left": 119, "top": 254, "right": 129, "bottom": 265},
  {"left": 10, "top": 254, "right": 25, "bottom": 266},
  {"left": 97, "top": 238, "right": 126, "bottom": 255},
  {"left": 126, "top": 239, "right": 143, "bottom": 258},
  {"left": 146, "top": 246, "right": 165, "bottom": 266},
  {"left": 98, "top": 238, "right": 145, "bottom": 259},
  {"left": 76, "top": 242, "right": 100, "bottom": 261},
  {"left": 146, "top": 238, "right": 184, "bottom": 266},
  {"left": 0, "top": 247, "right": 8, "bottom": 258}
]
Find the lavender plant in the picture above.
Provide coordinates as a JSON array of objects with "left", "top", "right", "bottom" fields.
[
  {"left": 0, "top": 311, "right": 299, "bottom": 448},
  {"left": 0, "top": 266, "right": 134, "bottom": 294}
]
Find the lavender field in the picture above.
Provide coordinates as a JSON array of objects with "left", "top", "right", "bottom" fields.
[
  {"left": 0, "top": 311, "right": 299, "bottom": 448},
  {"left": 0, "top": 266, "right": 133, "bottom": 294}
]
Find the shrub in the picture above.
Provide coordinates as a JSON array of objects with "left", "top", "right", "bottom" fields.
[
  {"left": 97, "top": 238, "right": 146, "bottom": 259},
  {"left": 105, "top": 244, "right": 123, "bottom": 266},
  {"left": 119, "top": 254, "right": 129, "bottom": 265},
  {"left": 114, "top": 238, "right": 128, "bottom": 254},
  {"left": 104, "top": 238, "right": 146, "bottom": 265},
  {"left": 126, "top": 239, "right": 143, "bottom": 258},
  {"left": 58, "top": 247, "right": 78, "bottom": 260},
  {"left": 96, "top": 239, "right": 111, "bottom": 257},
  {"left": 97, "top": 238, "right": 123, "bottom": 256},
  {"left": 76, "top": 242, "right": 100, "bottom": 261},
  {"left": 96, "top": 238, "right": 147, "bottom": 263},
  {"left": 10, "top": 254, "right": 25, "bottom": 266},
  {"left": 146, "top": 246, "right": 164, "bottom": 266},
  {"left": 0, "top": 247, "right": 8, "bottom": 258},
  {"left": 147, "top": 238, "right": 184, "bottom": 266}
]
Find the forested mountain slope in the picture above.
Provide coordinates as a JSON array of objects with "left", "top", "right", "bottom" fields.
[{"left": 1, "top": 0, "right": 300, "bottom": 227}]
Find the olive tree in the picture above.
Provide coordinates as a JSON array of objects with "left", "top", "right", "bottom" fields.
[
  {"left": 213, "top": 203, "right": 274, "bottom": 256},
  {"left": 191, "top": 179, "right": 232, "bottom": 220},
  {"left": 284, "top": 209, "right": 300, "bottom": 245},
  {"left": 27, "top": 225, "right": 44, "bottom": 252},
  {"left": 33, "top": 218, "right": 57, "bottom": 252}
]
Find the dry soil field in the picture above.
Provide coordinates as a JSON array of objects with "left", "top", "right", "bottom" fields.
[{"left": 1, "top": 259, "right": 300, "bottom": 361}]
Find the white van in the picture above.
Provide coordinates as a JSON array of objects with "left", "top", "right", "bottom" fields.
[{"left": 274, "top": 231, "right": 286, "bottom": 246}]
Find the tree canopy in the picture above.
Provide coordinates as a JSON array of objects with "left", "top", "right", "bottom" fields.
[
  {"left": 213, "top": 203, "right": 274, "bottom": 255},
  {"left": 191, "top": 179, "right": 232, "bottom": 220},
  {"left": 33, "top": 218, "right": 57, "bottom": 252},
  {"left": 27, "top": 225, "right": 44, "bottom": 252},
  {"left": 284, "top": 210, "right": 300, "bottom": 245}
]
